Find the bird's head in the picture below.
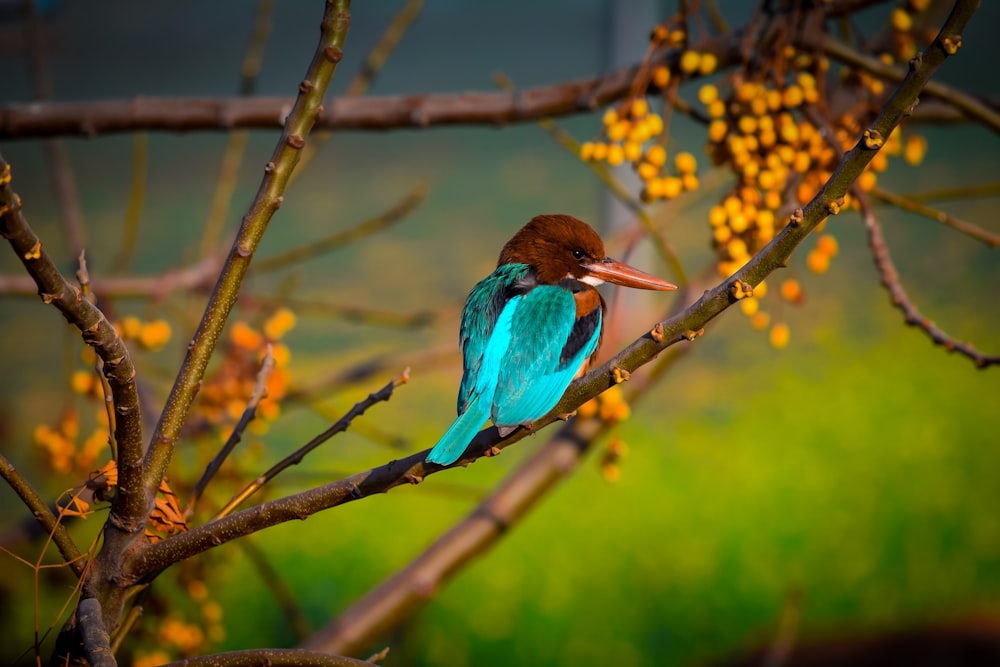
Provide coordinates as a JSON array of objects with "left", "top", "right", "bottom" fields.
[{"left": 498, "top": 214, "right": 677, "bottom": 291}]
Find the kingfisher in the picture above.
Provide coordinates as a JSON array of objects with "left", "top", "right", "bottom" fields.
[{"left": 426, "top": 214, "right": 676, "bottom": 466}]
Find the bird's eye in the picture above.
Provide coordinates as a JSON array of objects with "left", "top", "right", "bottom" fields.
[{"left": 572, "top": 249, "right": 586, "bottom": 261}]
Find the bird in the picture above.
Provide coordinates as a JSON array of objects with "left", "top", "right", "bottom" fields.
[{"left": 426, "top": 214, "right": 676, "bottom": 466}]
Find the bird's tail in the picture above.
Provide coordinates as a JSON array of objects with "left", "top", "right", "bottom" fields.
[{"left": 426, "top": 394, "right": 489, "bottom": 466}]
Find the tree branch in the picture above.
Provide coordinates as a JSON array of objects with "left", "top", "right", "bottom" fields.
[
  {"left": 858, "top": 191, "right": 999, "bottom": 367},
  {"left": 0, "top": 31, "right": 743, "bottom": 140},
  {"left": 160, "top": 649, "right": 371, "bottom": 667},
  {"left": 77, "top": 598, "right": 116, "bottom": 667},
  {"left": 0, "top": 155, "right": 146, "bottom": 551}
]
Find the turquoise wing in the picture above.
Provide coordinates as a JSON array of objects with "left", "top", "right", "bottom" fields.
[
  {"left": 457, "top": 263, "right": 534, "bottom": 414},
  {"left": 490, "top": 284, "right": 602, "bottom": 427}
]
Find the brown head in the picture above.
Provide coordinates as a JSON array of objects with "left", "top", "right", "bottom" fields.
[{"left": 498, "top": 214, "right": 677, "bottom": 290}]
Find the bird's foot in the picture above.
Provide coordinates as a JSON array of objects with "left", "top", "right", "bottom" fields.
[
  {"left": 484, "top": 446, "right": 502, "bottom": 457},
  {"left": 556, "top": 410, "right": 577, "bottom": 421}
]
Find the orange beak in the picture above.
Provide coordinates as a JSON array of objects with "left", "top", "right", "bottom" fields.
[{"left": 586, "top": 258, "right": 677, "bottom": 291}]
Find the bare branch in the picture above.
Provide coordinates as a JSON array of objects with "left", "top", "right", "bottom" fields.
[
  {"left": 160, "top": 649, "right": 372, "bottom": 667},
  {"left": 0, "top": 156, "right": 146, "bottom": 544},
  {"left": 870, "top": 186, "right": 1000, "bottom": 247},
  {"left": 859, "top": 191, "right": 999, "bottom": 367}
]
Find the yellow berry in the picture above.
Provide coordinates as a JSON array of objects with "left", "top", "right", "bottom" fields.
[
  {"left": 708, "top": 119, "right": 729, "bottom": 143},
  {"left": 645, "top": 113, "right": 664, "bottom": 137},
  {"left": 740, "top": 297, "right": 760, "bottom": 316},
  {"left": 602, "top": 109, "right": 619, "bottom": 127},
  {"left": 580, "top": 142, "right": 596, "bottom": 161},
  {"left": 674, "top": 151, "right": 697, "bottom": 174},
  {"left": 139, "top": 319, "right": 172, "bottom": 350},
  {"left": 737, "top": 115, "right": 757, "bottom": 135},
  {"left": 662, "top": 176, "right": 684, "bottom": 199},
  {"left": 679, "top": 50, "right": 701, "bottom": 74},
  {"left": 653, "top": 66, "right": 671, "bottom": 88},
  {"left": 606, "top": 143, "right": 625, "bottom": 166},
  {"left": 646, "top": 144, "right": 667, "bottom": 166},
  {"left": 755, "top": 280, "right": 768, "bottom": 298},
  {"left": 713, "top": 225, "right": 732, "bottom": 244},
  {"left": 644, "top": 178, "right": 664, "bottom": 201},
  {"left": 607, "top": 120, "right": 629, "bottom": 142},
  {"left": 630, "top": 98, "right": 649, "bottom": 119},
  {"left": 120, "top": 315, "right": 142, "bottom": 340},
  {"left": 782, "top": 85, "right": 804, "bottom": 108},
  {"left": 699, "top": 52, "right": 718, "bottom": 75},
  {"left": 891, "top": 7, "right": 913, "bottom": 32},
  {"left": 707, "top": 99, "right": 727, "bottom": 119},
  {"left": 729, "top": 213, "right": 749, "bottom": 234},
  {"left": 857, "top": 170, "right": 877, "bottom": 192},
  {"left": 591, "top": 142, "right": 609, "bottom": 161},
  {"left": 698, "top": 84, "right": 719, "bottom": 106},
  {"left": 637, "top": 161, "right": 659, "bottom": 181},
  {"left": 709, "top": 205, "right": 728, "bottom": 227},
  {"left": 681, "top": 172, "right": 700, "bottom": 192},
  {"left": 903, "top": 134, "right": 927, "bottom": 165},
  {"left": 624, "top": 141, "right": 643, "bottom": 162}
]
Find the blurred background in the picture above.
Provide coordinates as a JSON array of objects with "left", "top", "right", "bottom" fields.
[{"left": 0, "top": 1, "right": 998, "bottom": 665}]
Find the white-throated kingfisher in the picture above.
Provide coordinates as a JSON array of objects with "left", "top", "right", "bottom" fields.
[{"left": 426, "top": 214, "right": 676, "bottom": 466}]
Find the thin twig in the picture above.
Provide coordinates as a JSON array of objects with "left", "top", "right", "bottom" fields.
[
  {"left": 0, "top": 453, "right": 84, "bottom": 576},
  {"left": 237, "top": 538, "right": 312, "bottom": 642},
  {"left": 858, "top": 190, "right": 999, "bottom": 367},
  {"left": 186, "top": 345, "right": 276, "bottom": 516},
  {"left": 816, "top": 33, "right": 1000, "bottom": 136},
  {"left": 212, "top": 369, "right": 409, "bottom": 520},
  {"left": 112, "top": 132, "right": 149, "bottom": 272},
  {"left": 23, "top": 0, "right": 87, "bottom": 257},
  {"left": 870, "top": 186, "right": 1000, "bottom": 247},
  {"left": 200, "top": 0, "right": 277, "bottom": 258},
  {"left": 252, "top": 183, "right": 427, "bottom": 273},
  {"left": 242, "top": 294, "right": 440, "bottom": 329},
  {"left": 293, "top": 0, "right": 425, "bottom": 179}
]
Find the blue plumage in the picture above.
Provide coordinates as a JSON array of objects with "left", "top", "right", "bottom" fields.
[{"left": 426, "top": 214, "right": 675, "bottom": 466}]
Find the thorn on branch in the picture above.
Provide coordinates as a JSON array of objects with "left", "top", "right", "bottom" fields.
[
  {"left": 650, "top": 322, "right": 665, "bottom": 342},
  {"left": 730, "top": 280, "right": 753, "bottom": 301}
]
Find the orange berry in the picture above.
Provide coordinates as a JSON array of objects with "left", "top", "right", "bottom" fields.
[
  {"left": 769, "top": 322, "right": 791, "bottom": 349},
  {"left": 816, "top": 234, "right": 839, "bottom": 257},
  {"left": 903, "top": 134, "right": 928, "bottom": 165},
  {"left": 674, "top": 151, "right": 697, "bottom": 174},
  {"left": 662, "top": 176, "right": 684, "bottom": 199},
  {"left": 891, "top": 7, "right": 913, "bottom": 31},
  {"left": 698, "top": 84, "right": 719, "bottom": 106},
  {"left": 740, "top": 297, "right": 760, "bottom": 316},
  {"left": 780, "top": 278, "right": 804, "bottom": 303},
  {"left": 750, "top": 311, "right": 771, "bottom": 331},
  {"left": 623, "top": 141, "right": 643, "bottom": 162},
  {"left": 606, "top": 143, "right": 625, "bottom": 166},
  {"left": 652, "top": 66, "right": 671, "bottom": 88},
  {"left": 646, "top": 144, "right": 667, "bottom": 166},
  {"left": 806, "top": 248, "right": 831, "bottom": 274},
  {"left": 699, "top": 52, "right": 718, "bottom": 75}
]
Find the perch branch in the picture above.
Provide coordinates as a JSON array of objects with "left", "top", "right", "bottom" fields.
[
  {"left": 252, "top": 183, "right": 427, "bottom": 273},
  {"left": 124, "top": 0, "right": 980, "bottom": 583}
]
